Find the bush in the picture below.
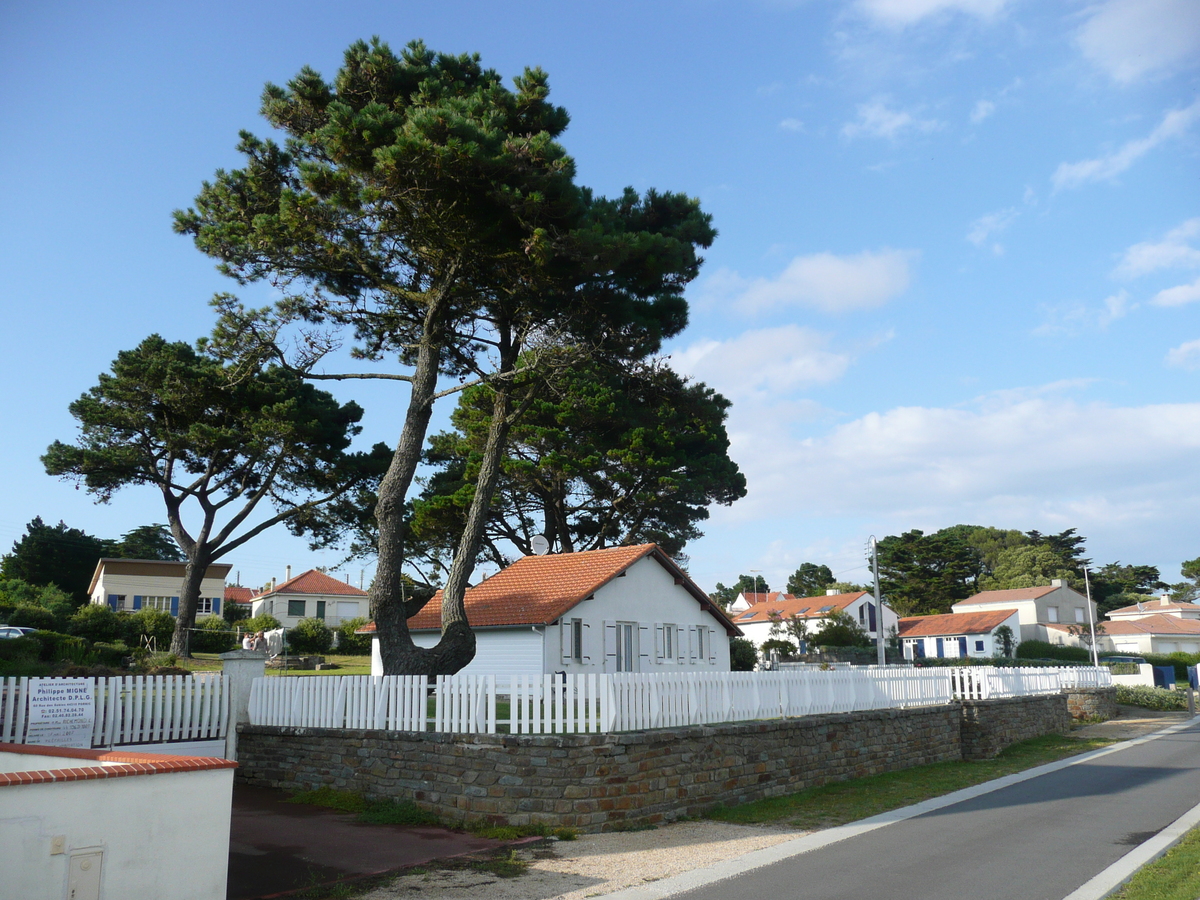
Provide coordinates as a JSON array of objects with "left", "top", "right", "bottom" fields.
[
  {"left": 223, "top": 602, "right": 251, "bottom": 624},
  {"left": 24, "top": 631, "right": 95, "bottom": 665},
  {"left": 287, "top": 618, "right": 333, "bottom": 654},
  {"left": 92, "top": 641, "right": 131, "bottom": 668},
  {"left": 67, "top": 604, "right": 125, "bottom": 644},
  {"left": 336, "top": 617, "right": 372, "bottom": 655},
  {"left": 1014, "top": 640, "right": 1091, "bottom": 662},
  {"left": 191, "top": 615, "right": 237, "bottom": 653},
  {"left": 729, "top": 637, "right": 757, "bottom": 671},
  {"left": 0, "top": 603, "right": 60, "bottom": 633},
  {"left": 760, "top": 638, "right": 798, "bottom": 658},
  {"left": 1139, "top": 651, "right": 1200, "bottom": 681},
  {"left": 242, "top": 613, "right": 281, "bottom": 634},
  {"left": 1116, "top": 684, "right": 1190, "bottom": 711},
  {"left": 0, "top": 579, "right": 75, "bottom": 625},
  {"left": 123, "top": 608, "right": 175, "bottom": 650}
]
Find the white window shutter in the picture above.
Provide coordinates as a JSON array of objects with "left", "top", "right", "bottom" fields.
[
  {"left": 603, "top": 620, "right": 616, "bottom": 673},
  {"left": 677, "top": 626, "right": 686, "bottom": 664},
  {"left": 560, "top": 619, "right": 571, "bottom": 665},
  {"left": 707, "top": 627, "right": 717, "bottom": 665},
  {"left": 654, "top": 623, "right": 664, "bottom": 663},
  {"left": 639, "top": 624, "right": 651, "bottom": 667},
  {"left": 688, "top": 625, "right": 698, "bottom": 663},
  {"left": 582, "top": 622, "right": 592, "bottom": 662}
]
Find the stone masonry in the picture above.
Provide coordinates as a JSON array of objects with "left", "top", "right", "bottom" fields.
[
  {"left": 237, "top": 696, "right": 1069, "bottom": 832},
  {"left": 1066, "top": 687, "right": 1118, "bottom": 722}
]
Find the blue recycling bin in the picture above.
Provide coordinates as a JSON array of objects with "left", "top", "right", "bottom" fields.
[
  {"left": 1189, "top": 665, "right": 1199, "bottom": 691},
  {"left": 1152, "top": 665, "right": 1176, "bottom": 689}
]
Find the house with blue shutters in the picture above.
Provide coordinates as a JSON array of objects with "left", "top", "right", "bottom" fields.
[{"left": 87, "top": 559, "right": 232, "bottom": 617}]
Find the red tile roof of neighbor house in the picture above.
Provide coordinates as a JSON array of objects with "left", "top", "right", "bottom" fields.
[
  {"left": 740, "top": 592, "right": 785, "bottom": 606},
  {"left": 958, "top": 585, "right": 1060, "bottom": 605},
  {"left": 259, "top": 569, "right": 367, "bottom": 598},
  {"left": 360, "top": 544, "right": 739, "bottom": 636},
  {"left": 1108, "top": 599, "right": 1200, "bottom": 617},
  {"left": 735, "top": 592, "right": 870, "bottom": 624},
  {"left": 898, "top": 610, "right": 1018, "bottom": 638},
  {"left": 224, "top": 585, "right": 255, "bottom": 604},
  {"left": 1095, "top": 615, "right": 1200, "bottom": 636}
]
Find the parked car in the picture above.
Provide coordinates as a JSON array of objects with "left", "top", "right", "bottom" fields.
[{"left": 0, "top": 625, "right": 36, "bottom": 639}]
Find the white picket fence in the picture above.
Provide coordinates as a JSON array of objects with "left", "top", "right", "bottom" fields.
[
  {"left": 0, "top": 674, "right": 227, "bottom": 748},
  {"left": 948, "top": 665, "right": 1112, "bottom": 700},
  {"left": 249, "top": 667, "right": 967, "bottom": 735}
]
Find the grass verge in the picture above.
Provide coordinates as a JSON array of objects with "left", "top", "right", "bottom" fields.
[
  {"left": 707, "top": 733, "right": 1114, "bottom": 830},
  {"left": 1108, "top": 827, "right": 1200, "bottom": 900}
]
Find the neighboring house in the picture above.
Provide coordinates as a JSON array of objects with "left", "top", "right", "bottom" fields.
[
  {"left": 88, "top": 558, "right": 231, "bottom": 617},
  {"left": 251, "top": 568, "right": 369, "bottom": 628},
  {"left": 732, "top": 590, "right": 897, "bottom": 653},
  {"left": 1107, "top": 595, "right": 1200, "bottom": 622},
  {"left": 898, "top": 609, "right": 1021, "bottom": 660},
  {"left": 1084, "top": 615, "right": 1200, "bottom": 656},
  {"left": 951, "top": 580, "right": 1097, "bottom": 642},
  {"left": 223, "top": 584, "right": 255, "bottom": 615},
  {"left": 363, "top": 544, "right": 741, "bottom": 678},
  {"left": 727, "top": 591, "right": 788, "bottom": 614}
]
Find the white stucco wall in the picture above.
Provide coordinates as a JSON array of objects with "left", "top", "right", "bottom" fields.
[
  {"left": 0, "top": 764, "right": 232, "bottom": 900},
  {"left": 91, "top": 571, "right": 227, "bottom": 616},
  {"left": 953, "top": 588, "right": 1096, "bottom": 642},
  {"left": 252, "top": 593, "right": 369, "bottom": 629}
]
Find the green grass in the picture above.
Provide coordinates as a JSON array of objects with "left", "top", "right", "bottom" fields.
[
  {"left": 1110, "top": 827, "right": 1200, "bottom": 900},
  {"left": 287, "top": 786, "right": 442, "bottom": 826},
  {"left": 707, "top": 733, "right": 1114, "bottom": 830}
]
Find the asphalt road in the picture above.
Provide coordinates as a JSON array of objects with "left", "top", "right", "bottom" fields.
[{"left": 670, "top": 723, "right": 1200, "bottom": 900}]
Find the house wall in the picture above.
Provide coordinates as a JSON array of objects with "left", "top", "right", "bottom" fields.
[
  {"left": 736, "top": 598, "right": 897, "bottom": 653},
  {"left": 252, "top": 592, "right": 369, "bottom": 629},
  {"left": 954, "top": 588, "right": 1096, "bottom": 642},
  {"left": 91, "top": 569, "right": 226, "bottom": 617},
  {"left": 902, "top": 611, "right": 1022, "bottom": 660},
  {"left": 236, "top": 693, "right": 1069, "bottom": 832},
  {"left": 0, "top": 759, "right": 232, "bottom": 900},
  {"left": 370, "top": 627, "right": 546, "bottom": 680}
]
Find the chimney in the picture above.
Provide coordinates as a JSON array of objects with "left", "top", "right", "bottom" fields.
[
  {"left": 826, "top": 588, "right": 839, "bottom": 596},
  {"left": 1160, "top": 594, "right": 1171, "bottom": 606},
  {"left": 1050, "top": 579, "right": 1065, "bottom": 588},
  {"left": 286, "top": 565, "right": 292, "bottom": 581}
]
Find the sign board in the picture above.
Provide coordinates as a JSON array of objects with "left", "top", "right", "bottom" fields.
[{"left": 26, "top": 678, "right": 95, "bottom": 749}]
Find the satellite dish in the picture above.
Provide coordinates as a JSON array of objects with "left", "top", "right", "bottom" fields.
[{"left": 531, "top": 535, "right": 550, "bottom": 556}]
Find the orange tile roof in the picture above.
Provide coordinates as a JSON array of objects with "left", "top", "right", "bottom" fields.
[
  {"left": 224, "top": 585, "right": 255, "bottom": 604},
  {"left": 735, "top": 592, "right": 870, "bottom": 624},
  {"left": 396, "top": 544, "right": 738, "bottom": 635},
  {"left": 898, "top": 610, "right": 1018, "bottom": 637},
  {"left": 1099, "top": 615, "right": 1200, "bottom": 636},
  {"left": 958, "top": 585, "right": 1060, "bottom": 605},
  {"left": 260, "top": 569, "right": 367, "bottom": 598},
  {"left": 740, "top": 591, "right": 785, "bottom": 606},
  {"left": 1108, "top": 600, "right": 1200, "bottom": 617}
]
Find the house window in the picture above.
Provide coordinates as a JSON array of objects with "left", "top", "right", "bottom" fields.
[
  {"left": 663, "top": 623, "right": 675, "bottom": 660},
  {"left": 697, "top": 626, "right": 707, "bottom": 662},
  {"left": 858, "top": 605, "right": 866, "bottom": 624},
  {"left": 1047, "top": 607, "right": 1059, "bottom": 623},
  {"left": 288, "top": 599, "right": 306, "bottom": 618},
  {"left": 615, "top": 623, "right": 635, "bottom": 672},
  {"left": 143, "top": 596, "right": 172, "bottom": 612},
  {"left": 114, "top": 595, "right": 128, "bottom": 611},
  {"left": 196, "top": 597, "right": 214, "bottom": 615},
  {"left": 571, "top": 619, "right": 584, "bottom": 662},
  {"left": 1075, "top": 608, "right": 1085, "bottom": 623},
  {"left": 974, "top": 640, "right": 985, "bottom": 652},
  {"left": 316, "top": 601, "right": 326, "bottom": 620}
]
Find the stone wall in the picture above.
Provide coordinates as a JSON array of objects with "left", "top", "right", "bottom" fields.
[
  {"left": 1065, "top": 687, "right": 1118, "bottom": 722},
  {"left": 959, "top": 694, "right": 1071, "bottom": 760},
  {"left": 238, "top": 705, "right": 962, "bottom": 831}
]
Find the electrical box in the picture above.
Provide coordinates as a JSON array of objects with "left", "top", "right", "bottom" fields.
[{"left": 67, "top": 850, "right": 103, "bottom": 900}]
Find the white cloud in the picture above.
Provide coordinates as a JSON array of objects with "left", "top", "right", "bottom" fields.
[
  {"left": 1034, "top": 291, "right": 1133, "bottom": 335},
  {"left": 1154, "top": 276, "right": 1200, "bottom": 308},
  {"left": 1100, "top": 290, "right": 1131, "bottom": 325},
  {"left": 1077, "top": 0, "right": 1200, "bottom": 84},
  {"left": 779, "top": 118, "right": 805, "bottom": 132},
  {"left": 1114, "top": 219, "right": 1200, "bottom": 279},
  {"left": 707, "top": 249, "right": 915, "bottom": 314},
  {"left": 842, "top": 100, "right": 944, "bottom": 141},
  {"left": 1167, "top": 339, "right": 1200, "bottom": 370},
  {"left": 853, "top": 0, "right": 1010, "bottom": 28},
  {"left": 969, "top": 99, "right": 995, "bottom": 124},
  {"left": 727, "top": 393, "right": 1200, "bottom": 528},
  {"left": 1052, "top": 101, "right": 1200, "bottom": 191},
  {"left": 670, "top": 325, "right": 855, "bottom": 403},
  {"left": 967, "top": 207, "right": 1018, "bottom": 249}
]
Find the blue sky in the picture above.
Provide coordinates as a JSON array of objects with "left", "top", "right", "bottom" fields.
[{"left": 1, "top": 0, "right": 1197, "bottom": 595}]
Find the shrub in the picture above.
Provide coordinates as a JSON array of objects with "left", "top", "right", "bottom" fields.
[
  {"left": 336, "top": 617, "right": 372, "bottom": 655},
  {"left": 24, "top": 631, "right": 95, "bottom": 665},
  {"left": 760, "top": 638, "right": 798, "bottom": 658},
  {"left": 123, "top": 608, "right": 175, "bottom": 650},
  {"left": 1116, "top": 684, "right": 1189, "bottom": 711},
  {"left": 287, "top": 617, "right": 333, "bottom": 654},
  {"left": 92, "top": 641, "right": 131, "bottom": 668},
  {"left": 223, "top": 602, "right": 251, "bottom": 624},
  {"left": 1, "top": 603, "right": 59, "bottom": 633},
  {"left": 67, "top": 604, "right": 126, "bottom": 644},
  {"left": 191, "top": 615, "right": 237, "bottom": 653},
  {"left": 242, "top": 613, "right": 281, "bottom": 634},
  {"left": 1014, "top": 640, "right": 1091, "bottom": 662},
  {"left": 729, "top": 637, "right": 757, "bottom": 671},
  {"left": 0, "top": 579, "right": 75, "bottom": 625}
]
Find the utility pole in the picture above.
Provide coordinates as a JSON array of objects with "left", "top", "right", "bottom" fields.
[
  {"left": 870, "top": 536, "right": 886, "bottom": 667},
  {"left": 1084, "top": 566, "right": 1099, "bottom": 667}
]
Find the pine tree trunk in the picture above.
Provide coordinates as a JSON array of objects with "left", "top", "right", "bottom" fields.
[{"left": 169, "top": 554, "right": 210, "bottom": 658}]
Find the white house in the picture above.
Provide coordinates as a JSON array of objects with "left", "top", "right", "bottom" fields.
[
  {"left": 88, "top": 559, "right": 231, "bottom": 618},
  {"left": 1107, "top": 595, "right": 1200, "bottom": 622},
  {"left": 898, "top": 609, "right": 1021, "bottom": 660},
  {"left": 364, "top": 544, "right": 741, "bottom": 678},
  {"left": 732, "top": 590, "right": 898, "bottom": 654},
  {"left": 951, "top": 580, "right": 1097, "bottom": 643},
  {"left": 250, "top": 568, "right": 369, "bottom": 629},
  {"left": 727, "top": 591, "right": 788, "bottom": 614}
]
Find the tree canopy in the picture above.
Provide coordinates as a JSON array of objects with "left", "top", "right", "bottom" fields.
[
  {"left": 786, "top": 563, "right": 835, "bottom": 598},
  {"left": 44, "top": 334, "right": 384, "bottom": 655},
  {"left": 709, "top": 574, "right": 769, "bottom": 609},
  {"left": 174, "top": 38, "right": 716, "bottom": 674},
  {"left": 409, "top": 360, "right": 745, "bottom": 570},
  {"left": 0, "top": 518, "right": 111, "bottom": 605}
]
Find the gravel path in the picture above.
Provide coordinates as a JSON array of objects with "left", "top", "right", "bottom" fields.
[{"left": 357, "top": 821, "right": 805, "bottom": 900}]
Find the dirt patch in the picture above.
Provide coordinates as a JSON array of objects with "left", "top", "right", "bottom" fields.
[{"left": 1071, "top": 705, "right": 1192, "bottom": 742}]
